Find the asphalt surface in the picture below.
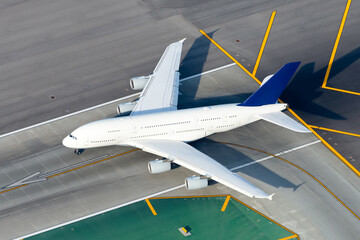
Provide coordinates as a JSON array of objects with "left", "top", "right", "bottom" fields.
[
  {"left": 0, "top": 0, "right": 358, "bottom": 171},
  {"left": 1, "top": 66, "right": 360, "bottom": 240},
  {"left": 0, "top": 0, "right": 360, "bottom": 239}
]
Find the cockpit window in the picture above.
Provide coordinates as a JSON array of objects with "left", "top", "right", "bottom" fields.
[{"left": 69, "top": 134, "right": 77, "bottom": 140}]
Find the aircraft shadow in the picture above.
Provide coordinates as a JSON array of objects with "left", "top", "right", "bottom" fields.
[
  {"left": 178, "top": 30, "right": 217, "bottom": 103},
  {"left": 282, "top": 46, "right": 360, "bottom": 120},
  {"left": 190, "top": 139, "right": 301, "bottom": 191}
]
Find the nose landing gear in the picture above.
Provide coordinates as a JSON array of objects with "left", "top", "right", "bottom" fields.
[{"left": 74, "top": 149, "right": 85, "bottom": 155}]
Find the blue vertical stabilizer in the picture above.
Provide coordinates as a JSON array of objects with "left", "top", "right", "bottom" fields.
[{"left": 240, "top": 62, "right": 300, "bottom": 106}]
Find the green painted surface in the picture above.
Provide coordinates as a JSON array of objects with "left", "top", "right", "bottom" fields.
[{"left": 26, "top": 197, "right": 295, "bottom": 240}]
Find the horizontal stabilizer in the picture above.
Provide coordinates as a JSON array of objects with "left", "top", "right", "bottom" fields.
[{"left": 258, "top": 112, "right": 310, "bottom": 133}]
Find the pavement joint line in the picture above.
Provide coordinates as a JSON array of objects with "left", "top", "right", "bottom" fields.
[
  {"left": 309, "top": 125, "right": 360, "bottom": 138},
  {"left": 14, "top": 138, "right": 354, "bottom": 239},
  {"left": 145, "top": 199, "right": 157, "bottom": 215},
  {"left": 230, "top": 140, "right": 321, "bottom": 171},
  {"left": 200, "top": 27, "right": 360, "bottom": 177},
  {"left": 0, "top": 63, "right": 236, "bottom": 139},
  {"left": 221, "top": 195, "right": 231, "bottom": 211},
  {"left": 15, "top": 184, "right": 185, "bottom": 240},
  {"left": 252, "top": 11, "right": 276, "bottom": 76},
  {"left": 220, "top": 141, "right": 360, "bottom": 222}
]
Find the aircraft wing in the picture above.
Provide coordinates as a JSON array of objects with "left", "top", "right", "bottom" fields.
[
  {"left": 130, "top": 39, "right": 185, "bottom": 116},
  {"left": 127, "top": 140, "right": 273, "bottom": 200}
]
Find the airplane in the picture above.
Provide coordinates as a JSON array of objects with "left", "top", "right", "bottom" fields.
[{"left": 62, "top": 38, "right": 310, "bottom": 200}]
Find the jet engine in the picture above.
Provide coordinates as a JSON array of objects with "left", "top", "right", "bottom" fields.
[
  {"left": 148, "top": 159, "right": 171, "bottom": 174},
  {"left": 185, "top": 176, "right": 208, "bottom": 190},
  {"left": 130, "top": 75, "right": 152, "bottom": 90},
  {"left": 117, "top": 100, "right": 138, "bottom": 114}
]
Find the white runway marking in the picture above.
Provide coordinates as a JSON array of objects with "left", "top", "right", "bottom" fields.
[
  {"left": 16, "top": 139, "right": 319, "bottom": 239},
  {"left": 230, "top": 140, "right": 321, "bottom": 171},
  {"left": 1, "top": 63, "right": 236, "bottom": 139}
]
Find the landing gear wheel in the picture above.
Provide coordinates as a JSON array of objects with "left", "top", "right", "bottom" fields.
[{"left": 74, "top": 149, "right": 85, "bottom": 155}]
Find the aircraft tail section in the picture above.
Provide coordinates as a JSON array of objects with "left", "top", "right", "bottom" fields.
[
  {"left": 239, "top": 62, "right": 300, "bottom": 106},
  {"left": 258, "top": 111, "right": 310, "bottom": 133}
]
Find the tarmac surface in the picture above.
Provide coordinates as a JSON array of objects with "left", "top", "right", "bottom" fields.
[
  {"left": 0, "top": 65, "right": 359, "bottom": 240},
  {"left": 0, "top": 0, "right": 360, "bottom": 239},
  {"left": 0, "top": 0, "right": 358, "bottom": 170}
]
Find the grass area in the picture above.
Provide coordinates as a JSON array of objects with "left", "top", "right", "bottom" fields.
[{"left": 26, "top": 196, "right": 296, "bottom": 240}]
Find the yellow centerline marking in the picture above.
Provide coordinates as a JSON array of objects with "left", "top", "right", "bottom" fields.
[
  {"left": 145, "top": 198, "right": 157, "bottom": 216},
  {"left": 221, "top": 195, "right": 231, "bottom": 212},
  {"left": 278, "top": 235, "right": 298, "bottom": 240},
  {"left": 322, "top": 0, "right": 352, "bottom": 89},
  {"left": 0, "top": 185, "right": 27, "bottom": 194},
  {"left": 252, "top": 11, "right": 277, "bottom": 77},
  {"left": 0, "top": 149, "right": 139, "bottom": 195},
  {"left": 286, "top": 106, "right": 360, "bottom": 177},
  {"left": 309, "top": 125, "right": 360, "bottom": 138},
  {"left": 200, "top": 24, "right": 360, "bottom": 178},
  {"left": 200, "top": 30, "right": 261, "bottom": 85},
  {"left": 211, "top": 140, "right": 360, "bottom": 222},
  {"left": 150, "top": 195, "right": 299, "bottom": 238},
  {"left": 323, "top": 86, "right": 360, "bottom": 96}
]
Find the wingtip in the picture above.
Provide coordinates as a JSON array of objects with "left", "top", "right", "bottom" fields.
[
  {"left": 267, "top": 193, "right": 275, "bottom": 200},
  {"left": 179, "top": 38, "right": 186, "bottom": 43}
]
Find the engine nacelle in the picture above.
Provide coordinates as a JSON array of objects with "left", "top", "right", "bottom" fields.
[
  {"left": 117, "top": 101, "right": 138, "bottom": 114},
  {"left": 148, "top": 159, "right": 171, "bottom": 174},
  {"left": 130, "top": 75, "right": 152, "bottom": 90},
  {"left": 185, "top": 176, "right": 208, "bottom": 190}
]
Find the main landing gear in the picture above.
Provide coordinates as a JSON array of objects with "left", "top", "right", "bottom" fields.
[{"left": 74, "top": 149, "right": 85, "bottom": 155}]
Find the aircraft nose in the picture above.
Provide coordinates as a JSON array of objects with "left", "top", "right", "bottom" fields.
[{"left": 62, "top": 136, "right": 73, "bottom": 148}]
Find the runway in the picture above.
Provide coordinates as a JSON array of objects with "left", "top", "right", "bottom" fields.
[{"left": 0, "top": 65, "right": 359, "bottom": 240}]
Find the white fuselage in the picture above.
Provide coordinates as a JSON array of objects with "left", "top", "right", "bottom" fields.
[{"left": 62, "top": 103, "right": 287, "bottom": 149}]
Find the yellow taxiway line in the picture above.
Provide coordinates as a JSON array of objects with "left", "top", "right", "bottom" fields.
[
  {"left": 200, "top": 30, "right": 261, "bottom": 85},
  {"left": 322, "top": 0, "right": 352, "bottom": 89},
  {"left": 150, "top": 195, "right": 299, "bottom": 238},
  {"left": 221, "top": 195, "right": 231, "bottom": 212},
  {"left": 309, "top": 125, "right": 360, "bottom": 138},
  {"left": 0, "top": 149, "right": 139, "bottom": 195},
  {"left": 145, "top": 198, "right": 157, "bottom": 216},
  {"left": 213, "top": 140, "right": 360, "bottom": 222},
  {"left": 321, "top": 0, "right": 360, "bottom": 95},
  {"left": 199, "top": 13, "right": 360, "bottom": 178},
  {"left": 278, "top": 235, "right": 298, "bottom": 240},
  {"left": 252, "top": 11, "right": 277, "bottom": 77}
]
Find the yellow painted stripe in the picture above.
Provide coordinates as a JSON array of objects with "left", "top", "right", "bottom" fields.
[
  {"left": 221, "top": 195, "right": 231, "bottom": 212},
  {"left": 0, "top": 149, "right": 139, "bottom": 195},
  {"left": 309, "top": 125, "right": 360, "bottom": 138},
  {"left": 202, "top": 28, "right": 360, "bottom": 178},
  {"left": 154, "top": 194, "right": 299, "bottom": 237},
  {"left": 252, "top": 11, "right": 277, "bottom": 76},
  {"left": 211, "top": 140, "right": 360, "bottom": 222},
  {"left": 200, "top": 30, "right": 262, "bottom": 85},
  {"left": 47, "top": 149, "right": 139, "bottom": 179},
  {"left": 278, "top": 235, "right": 298, "bottom": 240},
  {"left": 286, "top": 107, "right": 360, "bottom": 177},
  {"left": 323, "top": 86, "right": 360, "bottom": 96},
  {"left": 322, "top": 0, "right": 352, "bottom": 88},
  {"left": 151, "top": 194, "right": 229, "bottom": 200},
  {"left": 145, "top": 198, "right": 157, "bottom": 216}
]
